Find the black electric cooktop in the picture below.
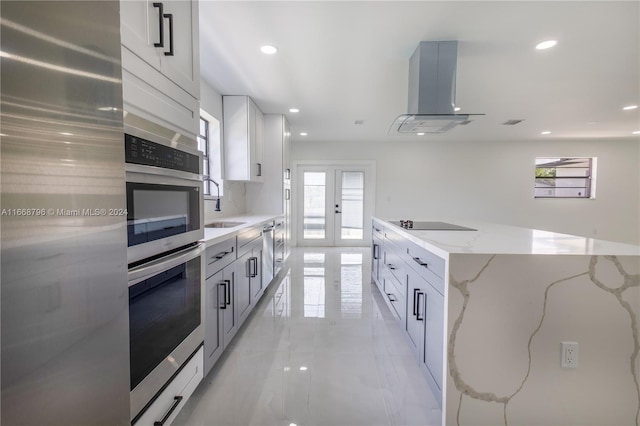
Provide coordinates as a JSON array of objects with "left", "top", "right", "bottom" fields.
[{"left": 390, "top": 221, "right": 476, "bottom": 231}]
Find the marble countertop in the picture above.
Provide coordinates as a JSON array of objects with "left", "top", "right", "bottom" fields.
[
  {"left": 374, "top": 217, "right": 640, "bottom": 257},
  {"left": 201, "top": 214, "right": 281, "bottom": 247}
]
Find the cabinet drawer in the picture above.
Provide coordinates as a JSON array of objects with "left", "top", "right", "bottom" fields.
[
  {"left": 205, "top": 238, "right": 237, "bottom": 279},
  {"left": 237, "top": 226, "right": 263, "bottom": 257},
  {"left": 403, "top": 243, "right": 445, "bottom": 295},
  {"left": 382, "top": 267, "right": 405, "bottom": 322},
  {"left": 372, "top": 221, "right": 384, "bottom": 239},
  {"left": 133, "top": 346, "right": 203, "bottom": 426},
  {"left": 384, "top": 240, "right": 406, "bottom": 284}
]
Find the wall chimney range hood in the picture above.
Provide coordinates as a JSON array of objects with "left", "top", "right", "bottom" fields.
[{"left": 390, "top": 41, "right": 483, "bottom": 134}]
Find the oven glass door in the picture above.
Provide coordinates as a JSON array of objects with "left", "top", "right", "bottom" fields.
[
  {"left": 126, "top": 182, "right": 200, "bottom": 248},
  {"left": 129, "top": 253, "right": 201, "bottom": 390}
]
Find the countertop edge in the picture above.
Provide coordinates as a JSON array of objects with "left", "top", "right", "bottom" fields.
[{"left": 200, "top": 214, "right": 282, "bottom": 247}]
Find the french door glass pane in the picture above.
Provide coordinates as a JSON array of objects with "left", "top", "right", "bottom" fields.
[
  {"left": 340, "top": 171, "right": 364, "bottom": 239},
  {"left": 303, "top": 172, "right": 326, "bottom": 239}
]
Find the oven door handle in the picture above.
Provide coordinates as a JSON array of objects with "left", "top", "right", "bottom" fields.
[{"left": 128, "top": 243, "right": 204, "bottom": 286}]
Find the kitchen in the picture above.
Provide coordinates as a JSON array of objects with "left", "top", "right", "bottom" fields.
[{"left": 1, "top": 1, "right": 639, "bottom": 426}]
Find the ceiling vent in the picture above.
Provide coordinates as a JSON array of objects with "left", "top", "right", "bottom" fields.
[
  {"left": 502, "top": 119, "right": 525, "bottom": 126},
  {"left": 390, "top": 41, "right": 483, "bottom": 134}
]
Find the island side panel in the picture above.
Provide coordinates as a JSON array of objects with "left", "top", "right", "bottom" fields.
[{"left": 446, "top": 254, "right": 640, "bottom": 426}]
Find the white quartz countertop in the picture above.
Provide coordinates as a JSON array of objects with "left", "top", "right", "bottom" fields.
[
  {"left": 201, "top": 214, "right": 281, "bottom": 247},
  {"left": 374, "top": 217, "right": 640, "bottom": 257}
]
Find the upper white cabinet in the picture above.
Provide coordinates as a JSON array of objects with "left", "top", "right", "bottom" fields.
[
  {"left": 120, "top": 0, "right": 200, "bottom": 138},
  {"left": 223, "top": 96, "right": 264, "bottom": 182}
]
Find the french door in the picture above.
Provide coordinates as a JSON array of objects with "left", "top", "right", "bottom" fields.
[{"left": 296, "top": 164, "right": 374, "bottom": 247}]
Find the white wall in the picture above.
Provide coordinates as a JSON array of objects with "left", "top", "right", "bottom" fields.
[
  {"left": 292, "top": 138, "right": 640, "bottom": 244},
  {"left": 200, "top": 80, "right": 247, "bottom": 222}
]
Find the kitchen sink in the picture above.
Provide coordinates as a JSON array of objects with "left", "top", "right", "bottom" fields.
[{"left": 205, "top": 221, "right": 247, "bottom": 228}]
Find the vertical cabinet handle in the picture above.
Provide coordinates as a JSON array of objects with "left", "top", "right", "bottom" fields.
[
  {"left": 257, "top": 163, "right": 262, "bottom": 177},
  {"left": 413, "top": 288, "right": 419, "bottom": 317},
  {"left": 372, "top": 244, "right": 379, "bottom": 260},
  {"left": 224, "top": 279, "right": 231, "bottom": 306},
  {"left": 163, "top": 13, "right": 174, "bottom": 56},
  {"left": 248, "top": 257, "right": 258, "bottom": 277},
  {"left": 285, "top": 168, "right": 291, "bottom": 179},
  {"left": 285, "top": 189, "right": 290, "bottom": 200},
  {"left": 219, "top": 282, "right": 227, "bottom": 309},
  {"left": 416, "top": 291, "right": 424, "bottom": 321},
  {"left": 152, "top": 3, "right": 164, "bottom": 47},
  {"left": 154, "top": 395, "right": 183, "bottom": 426}
]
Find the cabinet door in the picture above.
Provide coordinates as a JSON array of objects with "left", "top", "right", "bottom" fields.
[
  {"left": 423, "top": 284, "right": 444, "bottom": 390},
  {"left": 251, "top": 247, "right": 263, "bottom": 299},
  {"left": 120, "top": 0, "right": 162, "bottom": 70},
  {"left": 204, "top": 271, "right": 224, "bottom": 376},
  {"left": 405, "top": 267, "right": 425, "bottom": 362},
  {"left": 247, "top": 100, "right": 264, "bottom": 182},
  {"left": 236, "top": 251, "right": 253, "bottom": 326},
  {"left": 221, "top": 265, "right": 237, "bottom": 348},
  {"left": 158, "top": 0, "right": 199, "bottom": 97}
]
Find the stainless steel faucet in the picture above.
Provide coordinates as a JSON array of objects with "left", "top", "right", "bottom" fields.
[{"left": 204, "top": 177, "right": 221, "bottom": 211}]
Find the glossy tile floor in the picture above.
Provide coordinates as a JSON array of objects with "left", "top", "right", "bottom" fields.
[{"left": 174, "top": 247, "right": 441, "bottom": 426}]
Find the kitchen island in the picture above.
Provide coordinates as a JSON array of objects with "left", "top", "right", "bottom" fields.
[{"left": 372, "top": 217, "right": 640, "bottom": 426}]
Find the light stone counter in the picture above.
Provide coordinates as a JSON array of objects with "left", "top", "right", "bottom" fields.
[
  {"left": 200, "top": 214, "right": 281, "bottom": 247},
  {"left": 374, "top": 218, "right": 640, "bottom": 426}
]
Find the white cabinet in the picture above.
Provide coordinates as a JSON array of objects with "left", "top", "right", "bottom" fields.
[
  {"left": 120, "top": 0, "right": 200, "bottom": 138},
  {"left": 223, "top": 96, "right": 264, "bottom": 182},
  {"left": 371, "top": 220, "right": 444, "bottom": 407},
  {"left": 133, "top": 346, "right": 203, "bottom": 426},
  {"left": 246, "top": 114, "right": 291, "bottom": 264}
]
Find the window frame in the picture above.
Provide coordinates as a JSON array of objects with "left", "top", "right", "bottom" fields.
[
  {"left": 534, "top": 157, "right": 597, "bottom": 199},
  {"left": 198, "top": 110, "right": 223, "bottom": 198}
]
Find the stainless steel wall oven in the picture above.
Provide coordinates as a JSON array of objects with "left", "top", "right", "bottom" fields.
[
  {"left": 124, "top": 114, "right": 205, "bottom": 422},
  {"left": 125, "top": 118, "right": 203, "bottom": 265}
]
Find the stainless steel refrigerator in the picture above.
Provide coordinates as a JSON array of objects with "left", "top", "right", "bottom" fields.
[{"left": 1, "top": 2, "right": 130, "bottom": 424}]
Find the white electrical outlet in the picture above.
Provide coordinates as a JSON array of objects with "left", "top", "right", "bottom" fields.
[{"left": 561, "top": 341, "right": 579, "bottom": 368}]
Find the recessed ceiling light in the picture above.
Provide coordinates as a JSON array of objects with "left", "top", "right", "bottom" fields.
[
  {"left": 633, "top": 131, "right": 640, "bottom": 135},
  {"left": 417, "top": 132, "right": 425, "bottom": 136},
  {"left": 541, "top": 131, "right": 552, "bottom": 135},
  {"left": 260, "top": 45, "right": 278, "bottom": 55},
  {"left": 299, "top": 132, "right": 307, "bottom": 136},
  {"left": 59, "top": 132, "right": 74, "bottom": 136},
  {"left": 289, "top": 108, "right": 299, "bottom": 113},
  {"left": 623, "top": 105, "right": 638, "bottom": 110},
  {"left": 454, "top": 107, "right": 461, "bottom": 112},
  {"left": 299, "top": 366, "right": 308, "bottom": 371},
  {"left": 536, "top": 40, "right": 557, "bottom": 50},
  {"left": 587, "top": 121, "right": 598, "bottom": 125}
]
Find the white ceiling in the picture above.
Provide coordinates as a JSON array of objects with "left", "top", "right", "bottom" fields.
[{"left": 199, "top": 1, "right": 640, "bottom": 143}]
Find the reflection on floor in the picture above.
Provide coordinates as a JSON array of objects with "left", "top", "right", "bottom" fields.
[{"left": 174, "top": 247, "right": 442, "bottom": 426}]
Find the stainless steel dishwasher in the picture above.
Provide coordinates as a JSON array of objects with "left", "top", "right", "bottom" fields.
[{"left": 262, "top": 222, "right": 275, "bottom": 288}]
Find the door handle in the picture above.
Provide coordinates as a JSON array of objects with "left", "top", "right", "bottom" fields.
[
  {"left": 224, "top": 279, "right": 231, "bottom": 306},
  {"left": 416, "top": 291, "right": 424, "bottom": 321},
  {"left": 219, "top": 281, "right": 227, "bottom": 309},
  {"left": 152, "top": 3, "right": 164, "bottom": 47},
  {"left": 163, "top": 13, "right": 174, "bottom": 56}
]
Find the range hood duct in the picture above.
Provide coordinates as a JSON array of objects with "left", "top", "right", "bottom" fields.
[{"left": 390, "top": 40, "right": 481, "bottom": 134}]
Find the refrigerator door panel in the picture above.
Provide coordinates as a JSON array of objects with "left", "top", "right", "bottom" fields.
[{"left": 1, "top": 1, "right": 130, "bottom": 424}]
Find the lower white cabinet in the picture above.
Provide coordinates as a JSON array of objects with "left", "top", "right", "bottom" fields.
[
  {"left": 204, "top": 261, "right": 237, "bottom": 376},
  {"left": 236, "top": 237, "right": 263, "bottom": 327},
  {"left": 371, "top": 220, "right": 445, "bottom": 407},
  {"left": 133, "top": 346, "right": 203, "bottom": 426}
]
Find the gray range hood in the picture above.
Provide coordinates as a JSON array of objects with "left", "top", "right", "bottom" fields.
[{"left": 390, "top": 41, "right": 482, "bottom": 134}]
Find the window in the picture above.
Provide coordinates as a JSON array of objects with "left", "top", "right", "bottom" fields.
[
  {"left": 198, "top": 111, "right": 223, "bottom": 196},
  {"left": 534, "top": 157, "right": 596, "bottom": 199}
]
